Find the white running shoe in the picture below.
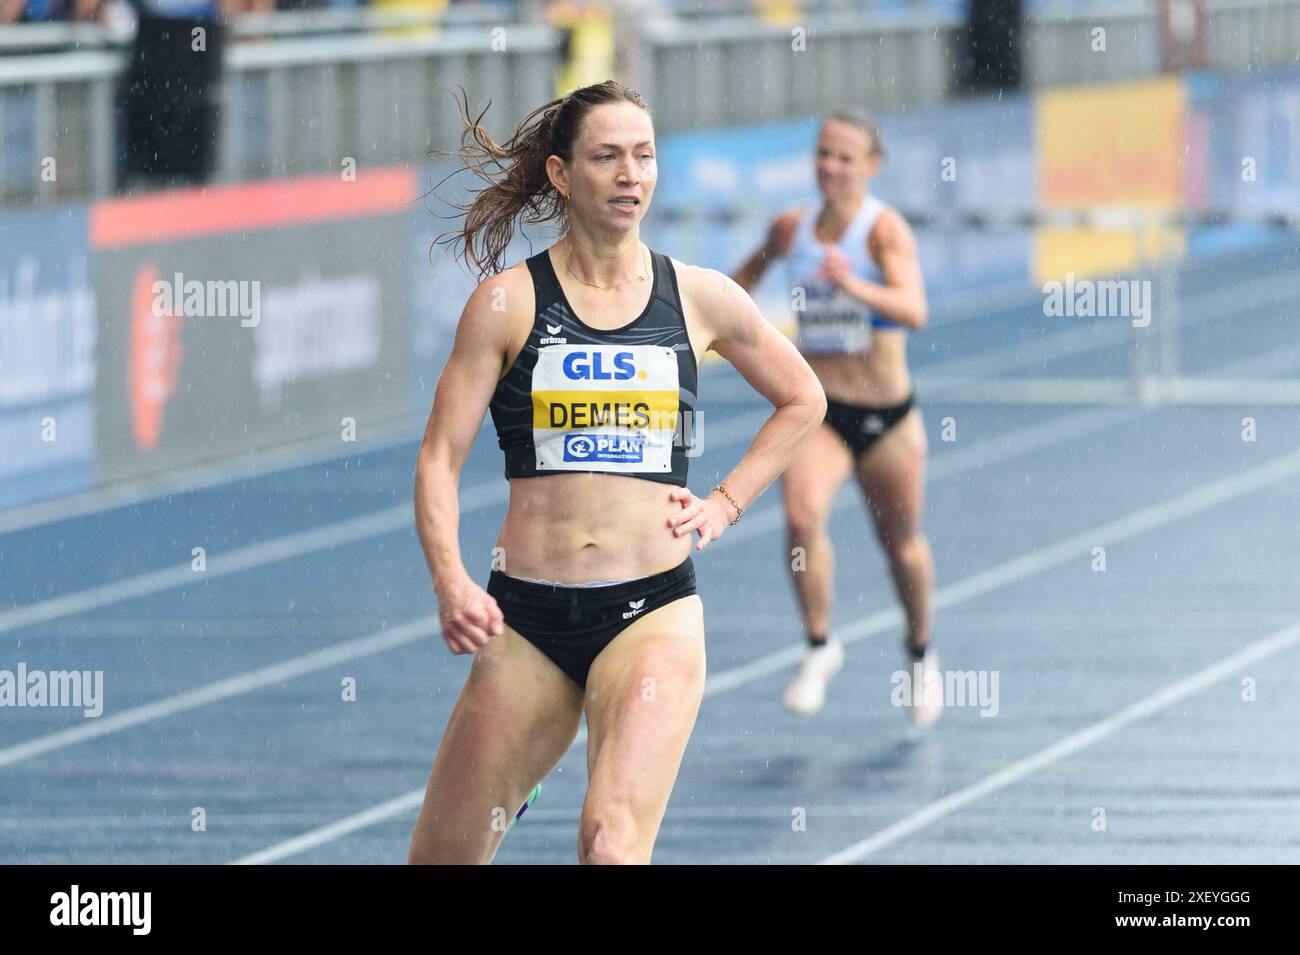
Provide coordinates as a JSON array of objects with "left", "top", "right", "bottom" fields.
[
  {"left": 783, "top": 637, "right": 845, "bottom": 715},
  {"left": 906, "top": 646, "right": 944, "bottom": 728}
]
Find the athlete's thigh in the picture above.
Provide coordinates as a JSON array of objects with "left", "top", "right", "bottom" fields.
[
  {"left": 582, "top": 596, "right": 707, "bottom": 827},
  {"left": 855, "top": 408, "right": 927, "bottom": 542},
  {"left": 410, "top": 623, "right": 583, "bottom": 862},
  {"left": 781, "top": 422, "right": 856, "bottom": 527}
]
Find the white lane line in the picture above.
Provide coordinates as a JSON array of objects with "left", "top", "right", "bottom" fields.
[
  {"left": 7, "top": 382, "right": 1110, "bottom": 640},
  {"left": 705, "top": 266, "right": 1300, "bottom": 406},
  {"left": 228, "top": 445, "right": 1300, "bottom": 864},
  {"left": 2, "top": 813, "right": 371, "bottom": 829},
  {"left": 0, "top": 506, "right": 411, "bottom": 636},
  {"left": 926, "top": 280, "right": 1041, "bottom": 327},
  {"left": 0, "top": 405, "right": 1132, "bottom": 772},
  {"left": 0, "top": 407, "right": 770, "bottom": 638},
  {"left": 818, "top": 617, "right": 1300, "bottom": 865},
  {"left": 0, "top": 616, "right": 437, "bottom": 769},
  {"left": 0, "top": 407, "right": 1138, "bottom": 779},
  {"left": 927, "top": 238, "right": 1298, "bottom": 328},
  {"left": 2, "top": 244, "right": 1288, "bottom": 540},
  {"left": 4, "top": 341, "right": 1293, "bottom": 836},
  {"left": 727, "top": 405, "right": 1140, "bottom": 550},
  {"left": 920, "top": 266, "right": 1300, "bottom": 393},
  {"left": 230, "top": 791, "right": 429, "bottom": 866},
  {"left": 230, "top": 744, "right": 599, "bottom": 867},
  {"left": 0, "top": 361, "right": 741, "bottom": 538},
  {"left": 0, "top": 413, "right": 425, "bottom": 538},
  {"left": 7, "top": 257, "right": 1294, "bottom": 638},
  {"left": 0, "top": 621, "right": 439, "bottom": 769}
]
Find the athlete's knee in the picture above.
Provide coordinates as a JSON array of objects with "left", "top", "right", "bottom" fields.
[
  {"left": 785, "top": 508, "right": 831, "bottom": 544},
  {"left": 883, "top": 530, "right": 928, "bottom": 567},
  {"left": 579, "top": 803, "right": 644, "bottom": 864}
]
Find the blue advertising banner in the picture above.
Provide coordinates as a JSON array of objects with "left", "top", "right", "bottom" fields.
[
  {"left": 1184, "top": 70, "right": 1300, "bottom": 258},
  {"left": 0, "top": 204, "right": 96, "bottom": 509}
]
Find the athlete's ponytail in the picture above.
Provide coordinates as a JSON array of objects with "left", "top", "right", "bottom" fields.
[{"left": 431, "top": 80, "right": 652, "bottom": 281}]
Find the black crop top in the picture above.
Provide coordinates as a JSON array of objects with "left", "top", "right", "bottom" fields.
[{"left": 487, "top": 246, "right": 699, "bottom": 486}]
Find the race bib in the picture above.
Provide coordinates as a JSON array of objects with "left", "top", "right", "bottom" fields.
[
  {"left": 797, "top": 289, "right": 873, "bottom": 356},
  {"left": 531, "top": 344, "right": 680, "bottom": 474}
]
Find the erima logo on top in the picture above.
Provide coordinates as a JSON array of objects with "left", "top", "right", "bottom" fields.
[{"left": 562, "top": 350, "right": 647, "bottom": 381}]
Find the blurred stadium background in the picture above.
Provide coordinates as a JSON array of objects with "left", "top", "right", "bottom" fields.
[{"left": 3, "top": 1, "right": 1300, "bottom": 864}]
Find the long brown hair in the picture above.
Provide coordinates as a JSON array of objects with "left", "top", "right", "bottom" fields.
[{"left": 430, "top": 80, "right": 652, "bottom": 281}]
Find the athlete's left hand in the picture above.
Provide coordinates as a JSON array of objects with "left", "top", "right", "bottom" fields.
[
  {"left": 667, "top": 487, "right": 731, "bottom": 552},
  {"left": 818, "top": 246, "right": 853, "bottom": 287}
]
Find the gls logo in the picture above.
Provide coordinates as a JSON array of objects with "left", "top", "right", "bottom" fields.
[{"left": 563, "top": 351, "right": 637, "bottom": 380}]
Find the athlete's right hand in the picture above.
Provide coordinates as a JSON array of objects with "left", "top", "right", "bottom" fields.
[{"left": 435, "top": 578, "right": 504, "bottom": 654}]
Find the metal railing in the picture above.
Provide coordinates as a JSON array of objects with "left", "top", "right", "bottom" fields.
[
  {"left": 627, "top": 11, "right": 955, "bottom": 130},
  {"left": 0, "top": 21, "right": 563, "bottom": 205},
  {"left": 0, "top": 3, "right": 531, "bottom": 53},
  {"left": 221, "top": 26, "right": 560, "bottom": 183}
]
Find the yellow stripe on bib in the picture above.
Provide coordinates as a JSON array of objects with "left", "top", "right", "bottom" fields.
[{"left": 531, "top": 390, "right": 679, "bottom": 431}]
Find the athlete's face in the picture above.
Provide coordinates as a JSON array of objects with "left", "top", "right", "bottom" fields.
[
  {"left": 556, "top": 101, "right": 657, "bottom": 233},
  {"left": 814, "top": 120, "right": 880, "bottom": 200}
]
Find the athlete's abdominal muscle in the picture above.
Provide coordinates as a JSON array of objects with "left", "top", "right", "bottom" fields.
[
  {"left": 809, "top": 336, "right": 911, "bottom": 405},
  {"left": 495, "top": 472, "right": 692, "bottom": 583}
]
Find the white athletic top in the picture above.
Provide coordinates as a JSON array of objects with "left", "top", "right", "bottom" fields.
[{"left": 784, "top": 194, "right": 895, "bottom": 355}]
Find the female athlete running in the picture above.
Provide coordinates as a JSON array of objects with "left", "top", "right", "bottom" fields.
[
  {"left": 732, "top": 110, "right": 940, "bottom": 725},
  {"left": 408, "top": 81, "right": 826, "bottom": 864}
]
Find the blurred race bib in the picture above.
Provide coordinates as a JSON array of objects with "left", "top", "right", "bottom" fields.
[{"left": 796, "top": 288, "right": 873, "bottom": 355}]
